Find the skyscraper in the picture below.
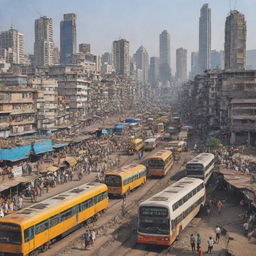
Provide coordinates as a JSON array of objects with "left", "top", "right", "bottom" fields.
[
  {"left": 190, "top": 52, "right": 199, "bottom": 79},
  {"left": 211, "top": 50, "right": 224, "bottom": 70},
  {"left": 176, "top": 48, "right": 187, "bottom": 83},
  {"left": 224, "top": 10, "right": 246, "bottom": 70},
  {"left": 60, "top": 13, "right": 77, "bottom": 64},
  {"left": 0, "top": 28, "right": 24, "bottom": 64},
  {"left": 159, "top": 30, "right": 171, "bottom": 82},
  {"left": 134, "top": 46, "right": 149, "bottom": 84},
  {"left": 112, "top": 39, "right": 130, "bottom": 75},
  {"left": 149, "top": 57, "right": 159, "bottom": 86},
  {"left": 34, "top": 16, "right": 54, "bottom": 66},
  {"left": 198, "top": 4, "right": 211, "bottom": 74}
]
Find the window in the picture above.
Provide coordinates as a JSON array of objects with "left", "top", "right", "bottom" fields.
[
  {"left": 24, "top": 227, "right": 34, "bottom": 242},
  {"left": 60, "top": 209, "right": 72, "bottom": 222},
  {"left": 35, "top": 220, "right": 49, "bottom": 235},
  {"left": 49, "top": 216, "right": 60, "bottom": 227}
]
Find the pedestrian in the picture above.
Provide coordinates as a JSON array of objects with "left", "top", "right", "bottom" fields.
[
  {"left": 122, "top": 196, "right": 126, "bottom": 216},
  {"left": 198, "top": 246, "right": 203, "bottom": 256},
  {"left": 217, "top": 200, "right": 223, "bottom": 215},
  {"left": 18, "top": 194, "right": 23, "bottom": 209},
  {"left": 196, "top": 233, "right": 202, "bottom": 252},
  {"left": 207, "top": 236, "right": 214, "bottom": 254},
  {"left": 0, "top": 207, "right": 4, "bottom": 218},
  {"left": 83, "top": 230, "right": 90, "bottom": 250},
  {"left": 90, "top": 230, "right": 96, "bottom": 245},
  {"left": 243, "top": 222, "right": 249, "bottom": 236},
  {"left": 215, "top": 226, "right": 221, "bottom": 243},
  {"left": 190, "top": 234, "right": 196, "bottom": 252}
]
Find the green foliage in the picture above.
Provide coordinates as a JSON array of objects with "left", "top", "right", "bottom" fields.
[{"left": 206, "top": 137, "right": 222, "bottom": 149}]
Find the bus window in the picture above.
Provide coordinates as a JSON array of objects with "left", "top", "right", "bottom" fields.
[
  {"left": 0, "top": 223, "right": 22, "bottom": 245},
  {"left": 148, "top": 159, "right": 164, "bottom": 169},
  {"left": 105, "top": 175, "right": 122, "bottom": 187}
]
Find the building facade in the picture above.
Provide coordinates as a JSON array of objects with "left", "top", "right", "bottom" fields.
[
  {"left": 176, "top": 48, "right": 187, "bottom": 83},
  {"left": 34, "top": 16, "right": 54, "bottom": 66},
  {"left": 198, "top": 4, "right": 211, "bottom": 74},
  {"left": 0, "top": 28, "right": 24, "bottom": 64},
  {"left": 149, "top": 57, "right": 159, "bottom": 87},
  {"left": 79, "top": 43, "right": 90, "bottom": 54},
  {"left": 112, "top": 39, "right": 130, "bottom": 75},
  {"left": 134, "top": 46, "right": 149, "bottom": 84},
  {"left": 60, "top": 13, "right": 77, "bottom": 64},
  {"left": 0, "top": 85, "right": 37, "bottom": 137},
  {"left": 225, "top": 10, "right": 246, "bottom": 70},
  {"left": 159, "top": 30, "right": 171, "bottom": 82}
]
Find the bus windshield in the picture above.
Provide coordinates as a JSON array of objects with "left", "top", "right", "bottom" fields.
[
  {"left": 138, "top": 216, "right": 170, "bottom": 235},
  {"left": 0, "top": 223, "right": 22, "bottom": 245},
  {"left": 148, "top": 159, "right": 165, "bottom": 169},
  {"left": 105, "top": 175, "right": 122, "bottom": 187}
]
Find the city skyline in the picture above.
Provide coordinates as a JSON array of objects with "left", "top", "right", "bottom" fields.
[{"left": 1, "top": 0, "right": 256, "bottom": 72}]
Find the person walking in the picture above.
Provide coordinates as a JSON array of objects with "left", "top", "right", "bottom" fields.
[
  {"left": 217, "top": 200, "right": 223, "bottom": 215},
  {"left": 207, "top": 236, "right": 214, "bottom": 254},
  {"left": 196, "top": 233, "right": 202, "bottom": 252},
  {"left": 190, "top": 234, "right": 196, "bottom": 252},
  {"left": 83, "top": 230, "right": 90, "bottom": 250},
  {"left": 215, "top": 226, "right": 221, "bottom": 243},
  {"left": 243, "top": 222, "right": 249, "bottom": 236},
  {"left": 90, "top": 230, "right": 96, "bottom": 245}
]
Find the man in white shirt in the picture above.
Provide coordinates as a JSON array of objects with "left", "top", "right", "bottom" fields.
[
  {"left": 215, "top": 226, "right": 221, "bottom": 243},
  {"left": 207, "top": 236, "right": 214, "bottom": 254}
]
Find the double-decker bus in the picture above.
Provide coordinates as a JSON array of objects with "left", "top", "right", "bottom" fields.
[
  {"left": 137, "top": 177, "right": 205, "bottom": 246},
  {"left": 0, "top": 183, "right": 108, "bottom": 256},
  {"left": 186, "top": 153, "right": 215, "bottom": 183},
  {"left": 105, "top": 164, "right": 147, "bottom": 197},
  {"left": 147, "top": 150, "right": 174, "bottom": 177}
]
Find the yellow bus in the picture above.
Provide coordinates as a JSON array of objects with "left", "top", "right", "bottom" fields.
[
  {"left": 128, "top": 138, "right": 144, "bottom": 154},
  {"left": 0, "top": 183, "right": 108, "bottom": 256},
  {"left": 147, "top": 150, "right": 174, "bottom": 177},
  {"left": 105, "top": 164, "right": 147, "bottom": 197}
]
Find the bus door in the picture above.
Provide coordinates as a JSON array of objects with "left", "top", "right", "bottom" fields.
[
  {"left": 73, "top": 205, "right": 79, "bottom": 225},
  {"left": 24, "top": 226, "right": 35, "bottom": 252}
]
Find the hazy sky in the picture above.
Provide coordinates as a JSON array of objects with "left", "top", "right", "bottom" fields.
[{"left": 1, "top": 0, "right": 256, "bottom": 71}]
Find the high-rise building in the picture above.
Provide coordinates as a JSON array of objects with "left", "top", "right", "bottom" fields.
[
  {"left": 225, "top": 10, "right": 246, "bottom": 70},
  {"left": 101, "top": 52, "right": 112, "bottom": 65},
  {"left": 112, "top": 39, "right": 130, "bottom": 75},
  {"left": 198, "top": 4, "right": 211, "bottom": 74},
  {"left": 149, "top": 57, "right": 159, "bottom": 86},
  {"left": 246, "top": 49, "right": 256, "bottom": 69},
  {"left": 0, "top": 28, "right": 24, "bottom": 64},
  {"left": 79, "top": 43, "right": 90, "bottom": 54},
  {"left": 34, "top": 16, "right": 54, "bottom": 66},
  {"left": 53, "top": 45, "right": 59, "bottom": 65},
  {"left": 134, "top": 46, "right": 149, "bottom": 84},
  {"left": 176, "top": 48, "right": 187, "bottom": 83},
  {"left": 159, "top": 30, "right": 171, "bottom": 82},
  {"left": 211, "top": 50, "right": 224, "bottom": 70},
  {"left": 190, "top": 52, "right": 199, "bottom": 79},
  {"left": 60, "top": 13, "right": 77, "bottom": 64}
]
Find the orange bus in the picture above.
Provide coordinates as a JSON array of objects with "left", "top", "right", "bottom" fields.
[{"left": 147, "top": 150, "right": 174, "bottom": 177}]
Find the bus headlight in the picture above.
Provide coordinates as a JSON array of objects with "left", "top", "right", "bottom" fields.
[{"left": 161, "top": 237, "right": 169, "bottom": 241}]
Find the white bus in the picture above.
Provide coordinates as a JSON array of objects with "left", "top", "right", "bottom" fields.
[
  {"left": 144, "top": 138, "right": 158, "bottom": 151},
  {"left": 186, "top": 153, "right": 215, "bottom": 183},
  {"left": 137, "top": 177, "right": 205, "bottom": 246}
]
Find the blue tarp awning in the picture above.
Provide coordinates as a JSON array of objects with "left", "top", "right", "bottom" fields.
[
  {"left": 33, "top": 139, "right": 53, "bottom": 154},
  {"left": 0, "top": 144, "right": 31, "bottom": 161},
  {"left": 0, "top": 139, "right": 54, "bottom": 161}
]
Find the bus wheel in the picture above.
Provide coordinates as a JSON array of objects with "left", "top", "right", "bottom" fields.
[
  {"left": 41, "top": 242, "right": 50, "bottom": 252},
  {"left": 29, "top": 250, "right": 38, "bottom": 256}
]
